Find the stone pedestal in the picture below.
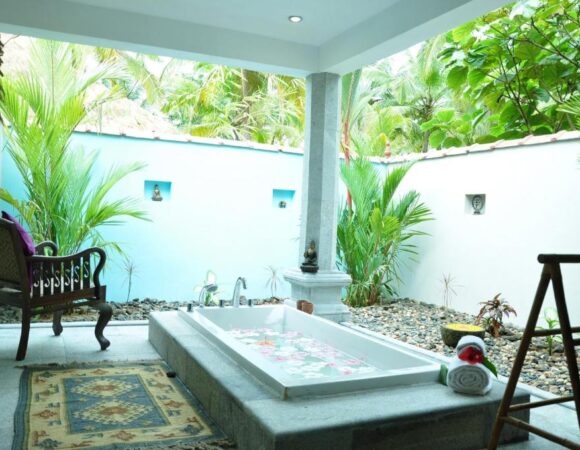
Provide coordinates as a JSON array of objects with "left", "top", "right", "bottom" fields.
[{"left": 284, "top": 269, "right": 351, "bottom": 322}]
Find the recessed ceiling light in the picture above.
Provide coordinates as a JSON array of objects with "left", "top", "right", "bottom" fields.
[{"left": 288, "top": 15, "right": 303, "bottom": 23}]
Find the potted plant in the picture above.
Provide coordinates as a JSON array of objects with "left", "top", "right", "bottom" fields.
[{"left": 440, "top": 323, "right": 486, "bottom": 347}]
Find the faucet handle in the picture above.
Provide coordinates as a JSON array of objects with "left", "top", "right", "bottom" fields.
[{"left": 247, "top": 298, "right": 254, "bottom": 307}]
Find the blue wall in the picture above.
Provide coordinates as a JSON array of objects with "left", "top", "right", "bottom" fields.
[{"left": 1, "top": 132, "right": 309, "bottom": 302}]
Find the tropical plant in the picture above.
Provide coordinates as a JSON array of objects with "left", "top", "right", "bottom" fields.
[
  {"left": 475, "top": 293, "right": 517, "bottom": 337},
  {"left": 120, "top": 255, "right": 138, "bottom": 302},
  {"left": 441, "top": 0, "right": 580, "bottom": 142},
  {"left": 264, "top": 265, "right": 281, "bottom": 299},
  {"left": 346, "top": 36, "right": 462, "bottom": 155},
  {"left": 537, "top": 307, "right": 562, "bottom": 355},
  {"left": 342, "top": 0, "right": 579, "bottom": 155},
  {"left": 390, "top": 36, "right": 451, "bottom": 152},
  {"left": 0, "top": 40, "right": 148, "bottom": 255},
  {"left": 0, "top": 33, "right": 18, "bottom": 125},
  {"left": 337, "top": 159, "right": 432, "bottom": 306},
  {"left": 341, "top": 69, "right": 367, "bottom": 161},
  {"left": 559, "top": 95, "right": 580, "bottom": 128},
  {"left": 163, "top": 64, "right": 305, "bottom": 146},
  {"left": 441, "top": 273, "right": 460, "bottom": 310}
]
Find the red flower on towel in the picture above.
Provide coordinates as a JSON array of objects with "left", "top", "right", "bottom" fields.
[{"left": 458, "top": 346, "right": 484, "bottom": 365}]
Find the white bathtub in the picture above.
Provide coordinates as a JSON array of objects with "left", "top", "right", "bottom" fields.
[{"left": 179, "top": 305, "right": 440, "bottom": 399}]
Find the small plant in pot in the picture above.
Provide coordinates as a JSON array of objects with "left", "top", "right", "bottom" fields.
[
  {"left": 475, "top": 293, "right": 517, "bottom": 337},
  {"left": 440, "top": 323, "right": 486, "bottom": 347}
]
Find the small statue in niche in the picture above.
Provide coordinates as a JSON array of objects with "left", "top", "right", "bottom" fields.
[
  {"left": 151, "top": 184, "right": 163, "bottom": 202},
  {"left": 300, "top": 240, "right": 319, "bottom": 273}
]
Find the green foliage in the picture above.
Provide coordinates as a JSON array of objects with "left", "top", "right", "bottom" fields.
[
  {"left": 475, "top": 293, "right": 517, "bottom": 337},
  {"left": 162, "top": 65, "right": 305, "bottom": 146},
  {"left": 342, "top": 0, "right": 579, "bottom": 156},
  {"left": 420, "top": 109, "right": 480, "bottom": 149},
  {"left": 482, "top": 357, "right": 499, "bottom": 378},
  {"left": 559, "top": 95, "right": 580, "bottom": 128},
  {"left": 441, "top": 0, "right": 580, "bottom": 140},
  {"left": 0, "top": 40, "right": 148, "bottom": 255},
  {"left": 537, "top": 307, "right": 562, "bottom": 355},
  {"left": 336, "top": 160, "right": 432, "bottom": 307}
]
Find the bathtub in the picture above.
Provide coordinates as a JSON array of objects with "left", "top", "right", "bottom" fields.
[{"left": 179, "top": 305, "right": 440, "bottom": 399}]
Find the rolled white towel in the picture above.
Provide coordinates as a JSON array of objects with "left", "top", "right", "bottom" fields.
[
  {"left": 447, "top": 358, "right": 493, "bottom": 395},
  {"left": 456, "top": 335, "right": 486, "bottom": 354}
]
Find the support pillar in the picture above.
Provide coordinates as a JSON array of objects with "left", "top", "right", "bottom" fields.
[{"left": 284, "top": 72, "right": 351, "bottom": 322}]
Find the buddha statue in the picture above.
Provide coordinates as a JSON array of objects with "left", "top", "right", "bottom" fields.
[
  {"left": 300, "top": 240, "right": 319, "bottom": 273},
  {"left": 152, "top": 184, "right": 163, "bottom": 202}
]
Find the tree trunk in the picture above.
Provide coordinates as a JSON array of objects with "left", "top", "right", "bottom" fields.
[
  {"left": 342, "top": 119, "right": 353, "bottom": 210},
  {"left": 240, "top": 69, "right": 261, "bottom": 140},
  {"left": 422, "top": 130, "right": 431, "bottom": 152}
]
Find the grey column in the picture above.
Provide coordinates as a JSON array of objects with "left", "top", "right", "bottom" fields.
[
  {"left": 299, "top": 72, "right": 340, "bottom": 270},
  {"left": 284, "top": 72, "right": 351, "bottom": 323}
]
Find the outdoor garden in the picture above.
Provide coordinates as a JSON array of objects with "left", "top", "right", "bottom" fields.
[{"left": 0, "top": 0, "right": 579, "bottom": 402}]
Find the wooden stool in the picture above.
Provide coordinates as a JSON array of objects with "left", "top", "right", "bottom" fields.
[{"left": 488, "top": 254, "right": 580, "bottom": 449}]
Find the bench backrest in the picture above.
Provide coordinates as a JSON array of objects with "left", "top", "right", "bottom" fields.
[{"left": 0, "top": 218, "right": 27, "bottom": 287}]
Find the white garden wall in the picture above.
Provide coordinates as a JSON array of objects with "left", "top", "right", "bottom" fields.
[
  {"left": 2, "top": 128, "right": 579, "bottom": 329},
  {"left": 395, "top": 137, "right": 580, "bottom": 328}
]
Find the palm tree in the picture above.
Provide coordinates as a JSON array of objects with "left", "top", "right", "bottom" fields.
[
  {"left": 0, "top": 39, "right": 148, "bottom": 255},
  {"left": 348, "top": 38, "right": 449, "bottom": 154},
  {"left": 162, "top": 64, "right": 305, "bottom": 146},
  {"left": 0, "top": 33, "right": 18, "bottom": 124},
  {"left": 337, "top": 159, "right": 432, "bottom": 306},
  {"left": 385, "top": 37, "right": 449, "bottom": 152}
]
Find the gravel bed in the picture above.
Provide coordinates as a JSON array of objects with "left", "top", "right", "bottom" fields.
[
  {"left": 350, "top": 298, "right": 578, "bottom": 397},
  {"left": 0, "top": 298, "right": 283, "bottom": 323},
  {"left": 1, "top": 297, "right": 575, "bottom": 396}
]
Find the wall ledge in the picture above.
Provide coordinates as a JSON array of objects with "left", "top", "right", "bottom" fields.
[
  {"left": 376, "top": 130, "right": 580, "bottom": 165},
  {"left": 74, "top": 125, "right": 305, "bottom": 155},
  {"left": 74, "top": 126, "right": 580, "bottom": 162}
]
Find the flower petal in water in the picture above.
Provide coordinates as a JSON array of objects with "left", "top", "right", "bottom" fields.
[{"left": 344, "top": 358, "right": 364, "bottom": 366}]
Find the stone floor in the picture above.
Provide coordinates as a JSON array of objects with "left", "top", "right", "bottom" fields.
[{"left": 0, "top": 322, "right": 577, "bottom": 450}]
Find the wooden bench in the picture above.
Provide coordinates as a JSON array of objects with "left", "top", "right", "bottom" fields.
[{"left": 0, "top": 217, "right": 112, "bottom": 360}]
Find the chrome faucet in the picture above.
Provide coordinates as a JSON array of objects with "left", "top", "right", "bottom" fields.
[
  {"left": 232, "top": 277, "right": 247, "bottom": 308},
  {"left": 198, "top": 283, "right": 218, "bottom": 308}
]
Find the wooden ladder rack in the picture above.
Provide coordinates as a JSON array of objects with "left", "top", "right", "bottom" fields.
[{"left": 488, "top": 254, "right": 580, "bottom": 449}]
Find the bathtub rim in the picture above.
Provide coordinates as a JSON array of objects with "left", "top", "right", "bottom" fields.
[{"left": 178, "top": 305, "right": 441, "bottom": 399}]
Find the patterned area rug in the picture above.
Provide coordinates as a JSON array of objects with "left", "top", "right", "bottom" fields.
[{"left": 13, "top": 361, "right": 231, "bottom": 450}]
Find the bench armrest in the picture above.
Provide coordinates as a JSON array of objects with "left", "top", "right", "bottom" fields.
[
  {"left": 26, "top": 247, "right": 107, "bottom": 289},
  {"left": 36, "top": 241, "right": 58, "bottom": 256}
]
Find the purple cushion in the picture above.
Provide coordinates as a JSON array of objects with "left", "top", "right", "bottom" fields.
[{"left": 2, "top": 211, "right": 36, "bottom": 256}]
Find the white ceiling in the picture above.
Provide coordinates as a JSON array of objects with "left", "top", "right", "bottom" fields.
[
  {"left": 66, "top": 0, "right": 397, "bottom": 46},
  {"left": 0, "top": 0, "right": 510, "bottom": 76}
]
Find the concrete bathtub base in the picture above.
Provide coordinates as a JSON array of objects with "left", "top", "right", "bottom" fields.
[{"left": 149, "top": 311, "right": 529, "bottom": 450}]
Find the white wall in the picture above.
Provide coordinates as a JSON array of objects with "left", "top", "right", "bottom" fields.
[
  {"left": 396, "top": 139, "right": 580, "bottom": 327},
  {"left": 1, "top": 132, "right": 304, "bottom": 302},
  {"left": 2, "top": 130, "right": 579, "bottom": 326}
]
